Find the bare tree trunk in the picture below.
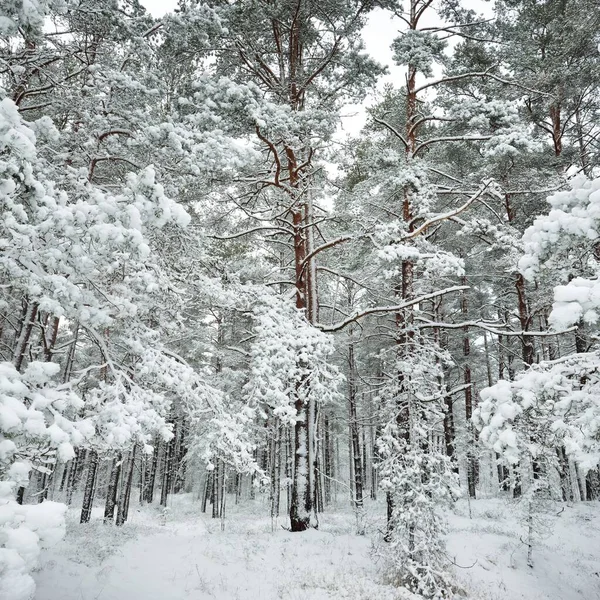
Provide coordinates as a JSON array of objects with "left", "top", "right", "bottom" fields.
[
  {"left": 144, "top": 441, "right": 160, "bottom": 503},
  {"left": 104, "top": 454, "right": 122, "bottom": 523},
  {"left": 160, "top": 438, "right": 174, "bottom": 508},
  {"left": 173, "top": 418, "right": 188, "bottom": 493},
  {"left": 370, "top": 407, "right": 378, "bottom": 500},
  {"left": 556, "top": 447, "right": 572, "bottom": 501},
  {"left": 201, "top": 469, "right": 211, "bottom": 513},
  {"left": 116, "top": 446, "right": 137, "bottom": 526},
  {"left": 348, "top": 327, "right": 364, "bottom": 517},
  {"left": 323, "top": 414, "right": 332, "bottom": 505},
  {"left": 361, "top": 423, "right": 368, "bottom": 497},
  {"left": 59, "top": 459, "right": 71, "bottom": 492},
  {"left": 212, "top": 457, "right": 221, "bottom": 519},
  {"left": 462, "top": 284, "right": 477, "bottom": 499},
  {"left": 270, "top": 421, "right": 282, "bottom": 519},
  {"left": 80, "top": 450, "right": 99, "bottom": 524},
  {"left": 13, "top": 299, "right": 39, "bottom": 372},
  {"left": 66, "top": 448, "right": 86, "bottom": 505}
]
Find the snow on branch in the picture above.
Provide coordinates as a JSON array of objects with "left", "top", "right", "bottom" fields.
[
  {"left": 319, "top": 285, "right": 469, "bottom": 332},
  {"left": 414, "top": 68, "right": 555, "bottom": 98},
  {"left": 402, "top": 180, "right": 497, "bottom": 241},
  {"left": 372, "top": 115, "right": 409, "bottom": 149},
  {"left": 210, "top": 226, "right": 293, "bottom": 240},
  {"left": 414, "top": 317, "right": 577, "bottom": 337},
  {"left": 300, "top": 236, "right": 352, "bottom": 269}
]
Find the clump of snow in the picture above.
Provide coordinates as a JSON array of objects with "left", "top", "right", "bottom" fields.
[{"left": 519, "top": 175, "right": 600, "bottom": 329}]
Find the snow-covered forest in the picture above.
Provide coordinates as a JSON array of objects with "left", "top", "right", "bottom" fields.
[{"left": 1, "top": 0, "right": 600, "bottom": 599}]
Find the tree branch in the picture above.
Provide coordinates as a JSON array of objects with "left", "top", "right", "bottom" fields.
[
  {"left": 319, "top": 286, "right": 469, "bottom": 332},
  {"left": 372, "top": 115, "right": 409, "bottom": 150}
]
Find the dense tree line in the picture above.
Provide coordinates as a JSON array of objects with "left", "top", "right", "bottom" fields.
[{"left": 0, "top": 1, "right": 599, "bottom": 599}]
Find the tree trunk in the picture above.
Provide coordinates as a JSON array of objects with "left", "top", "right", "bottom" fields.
[
  {"left": 144, "top": 441, "right": 160, "bottom": 503},
  {"left": 160, "top": 438, "right": 174, "bottom": 508},
  {"left": 116, "top": 446, "right": 137, "bottom": 526},
  {"left": 348, "top": 329, "right": 364, "bottom": 515},
  {"left": 201, "top": 469, "right": 212, "bottom": 513},
  {"left": 13, "top": 299, "right": 39, "bottom": 372},
  {"left": 80, "top": 450, "right": 99, "bottom": 524},
  {"left": 462, "top": 284, "right": 477, "bottom": 499},
  {"left": 104, "top": 454, "right": 122, "bottom": 523},
  {"left": 323, "top": 414, "right": 332, "bottom": 505},
  {"left": 67, "top": 448, "right": 86, "bottom": 505}
]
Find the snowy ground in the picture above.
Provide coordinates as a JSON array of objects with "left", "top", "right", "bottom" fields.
[{"left": 33, "top": 496, "right": 600, "bottom": 600}]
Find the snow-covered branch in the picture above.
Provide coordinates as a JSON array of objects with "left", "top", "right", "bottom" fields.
[{"left": 319, "top": 286, "right": 469, "bottom": 332}]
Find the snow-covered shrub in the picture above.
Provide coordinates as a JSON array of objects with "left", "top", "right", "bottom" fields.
[
  {"left": 0, "top": 361, "right": 90, "bottom": 600},
  {"left": 0, "top": 499, "right": 66, "bottom": 600},
  {"left": 475, "top": 353, "right": 600, "bottom": 476},
  {"left": 378, "top": 434, "right": 458, "bottom": 598}
]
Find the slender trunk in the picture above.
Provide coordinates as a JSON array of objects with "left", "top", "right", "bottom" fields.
[
  {"left": 42, "top": 316, "right": 60, "bottom": 362},
  {"left": 104, "top": 454, "right": 122, "bottom": 523},
  {"left": 59, "top": 459, "right": 71, "bottom": 492},
  {"left": 212, "top": 457, "right": 221, "bottom": 518},
  {"left": 361, "top": 423, "right": 368, "bottom": 498},
  {"left": 462, "top": 284, "right": 477, "bottom": 499},
  {"left": 348, "top": 329, "right": 364, "bottom": 513},
  {"left": 483, "top": 332, "right": 493, "bottom": 387},
  {"left": 67, "top": 448, "right": 86, "bottom": 505},
  {"left": 288, "top": 154, "right": 318, "bottom": 531},
  {"left": 556, "top": 447, "right": 572, "bottom": 501},
  {"left": 63, "top": 324, "right": 79, "bottom": 383},
  {"left": 370, "top": 407, "right": 377, "bottom": 500},
  {"left": 272, "top": 422, "right": 281, "bottom": 517},
  {"left": 323, "top": 415, "right": 331, "bottom": 505},
  {"left": 386, "top": 11, "right": 419, "bottom": 536},
  {"left": 290, "top": 398, "right": 311, "bottom": 530},
  {"left": 144, "top": 441, "right": 159, "bottom": 503},
  {"left": 160, "top": 438, "right": 173, "bottom": 508},
  {"left": 443, "top": 393, "right": 456, "bottom": 463},
  {"left": 116, "top": 446, "right": 137, "bottom": 526},
  {"left": 201, "top": 470, "right": 211, "bottom": 513},
  {"left": 550, "top": 102, "right": 562, "bottom": 157},
  {"left": 515, "top": 273, "right": 535, "bottom": 367},
  {"left": 13, "top": 300, "right": 39, "bottom": 372},
  {"left": 435, "top": 308, "right": 456, "bottom": 467},
  {"left": 80, "top": 450, "right": 99, "bottom": 524}
]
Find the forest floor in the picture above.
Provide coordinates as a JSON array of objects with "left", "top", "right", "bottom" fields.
[{"left": 33, "top": 494, "right": 600, "bottom": 600}]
